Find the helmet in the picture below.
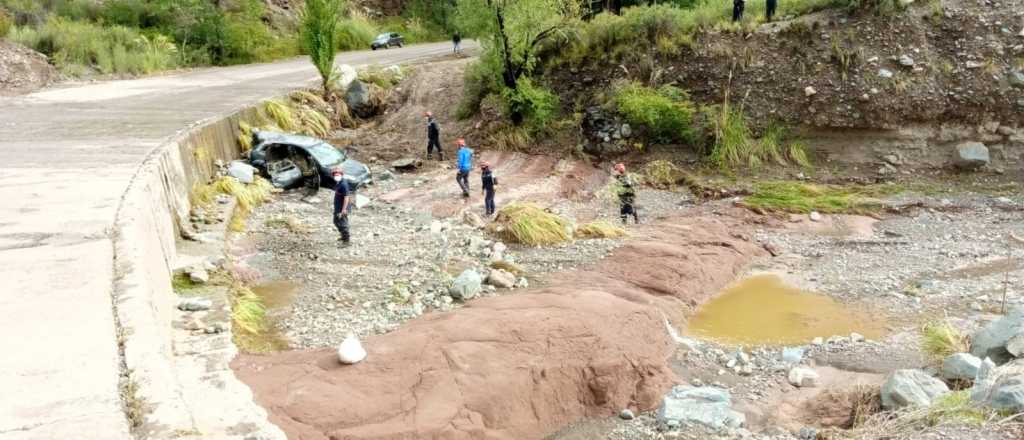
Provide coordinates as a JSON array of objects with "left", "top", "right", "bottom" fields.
[
  {"left": 457, "top": 138, "right": 466, "bottom": 146},
  {"left": 614, "top": 163, "right": 626, "bottom": 173},
  {"left": 480, "top": 161, "right": 491, "bottom": 169},
  {"left": 331, "top": 167, "right": 344, "bottom": 176}
]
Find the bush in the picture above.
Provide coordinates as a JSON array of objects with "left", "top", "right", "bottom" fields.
[
  {"left": 457, "top": 60, "right": 500, "bottom": 119},
  {"left": 335, "top": 11, "right": 378, "bottom": 51},
  {"left": 10, "top": 17, "right": 179, "bottom": 75},
  {"left": 744, "top": 181, "right": 884, "bottom": 214},
  {"left": 921, "top": 321, "right": 969, "bottom": 362},
  {"left": 0, "top": 8, "right": 11, "bottom": 37},
  {"left": 614, "top": 82, "right": 695, "bottom": 143},
  {"left": 501, "top": 77, "right": 559, "bottom": 129},
  {"left": 575, "top": 221, "right": 628, "bottom": 239},
  {"left": 707, "top": 106, "right": 811, "bottom": 168}
]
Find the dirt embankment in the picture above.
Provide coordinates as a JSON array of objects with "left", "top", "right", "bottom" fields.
[
  {"left": 0, "top": 40, "right": 55, "bottom": 96},
  {"left": 549, "top": 0, "right": 1024, "bottom": 138},
  {"left": 233, "top": 209, "right": 766, "bottom": 440}
]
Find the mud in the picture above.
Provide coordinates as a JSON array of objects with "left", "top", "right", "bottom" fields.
[{"left": 687, "top": 274, "right": 887, "bottom": 346}]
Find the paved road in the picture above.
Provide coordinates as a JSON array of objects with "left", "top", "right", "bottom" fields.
[{"left": 0, "top": 41, "right": 468, "bottom": 439}]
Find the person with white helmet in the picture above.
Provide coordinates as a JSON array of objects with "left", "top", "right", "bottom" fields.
[
  {"left": 331, "top": 167, "right": 352, "bottom": 246},
  {"left": 614, "top": 163, "right": 639, "bottom": 224}
]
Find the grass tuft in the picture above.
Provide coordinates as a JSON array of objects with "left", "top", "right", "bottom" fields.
[
  {"left": 744, "top": 181, "right": 884, "bottom": 214},
  {"left": 230, "top": 282, "right": 266, "bottom": 335},
  {"left": 575, "top": 220, "right": 628, "bottom": 239},
  {"left": 488, "top": 125, "right": 534, "bottom": 151},
  {"left": 926, "top": 390, "right": 989, "bottom": 426},
  {"left": 921, "top": 320, "right": 969, "bottom": 362},
  {"left": 490, "top": 202, "right": 572, "bottom": 246},
  {"left": 171, "top": 272, "right": 198, "bottom": 292},
  {"left": 614, "top": 82, "right": 695, "bottom": 143}
]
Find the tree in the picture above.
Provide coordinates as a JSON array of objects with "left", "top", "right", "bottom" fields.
[
  {"left": 301, "top": 0, "right": 343, "bottom": 96},
  {"left": 456, "top": 0, "right": 580, "bottom": 125}
]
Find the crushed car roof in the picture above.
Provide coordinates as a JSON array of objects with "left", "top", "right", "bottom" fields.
[{"left": 253, "top": 130, "right": 326, "bottom": 148}]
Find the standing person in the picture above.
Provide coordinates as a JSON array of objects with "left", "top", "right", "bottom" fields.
[
  {"left": 425, "top": 112, "right": 443, "bottom": 160},
  {"left": 452, "top": 31, "right": 462, "bottom": 54},
  {"left": 481, "top": 161, "right": 497, "bottom": 216},
  {"left": 332, "top": 168, "right": 352, "bottom": 246},
  {"left": 765, "top": 0, "right": 777, "bottom": 21},
  {"left": 614, "top": 163, "right": 639, "bottom": 225},
  {"left": 733, "top": 0, "right": 745, "bottom": 22},
  {"left": 455, "top": 138, "right": 472, "bottom": 198}
]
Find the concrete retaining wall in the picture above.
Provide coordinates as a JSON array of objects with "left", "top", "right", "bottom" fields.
[{"left": 112, "top": 106, "right": 285, "bottom": 439}]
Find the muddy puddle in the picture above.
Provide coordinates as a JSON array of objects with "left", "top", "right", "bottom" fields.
[{"left": 687, "top": 274, "right": 886, "bottom": 346}]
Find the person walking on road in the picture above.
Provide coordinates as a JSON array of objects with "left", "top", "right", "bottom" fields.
[
  {"left": 332, "top": 168, "right": 352, "bottom": 246},
  {"left": 765, "top": 0, "right": 777, "bottom": 21},
  {"left": 452, "top": 31, "right": 462, "bottom": 54},
  {"left": 614, "top": 163, "right": 639, "bottom": 225},
  {"left": 481, "top": 161, "right": 497, "bottom": 216},
  {"left": 425, "top": 112, "right": 443, "bottom": 160},
  {"left": 732, "top": 0, "right": 745, "bottom": 22},
  {"left": 456, "top": 139, "right": 473, "bottom": 198}
]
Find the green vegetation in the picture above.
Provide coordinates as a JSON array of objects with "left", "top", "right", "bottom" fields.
[
  {"left": 926, "top": 391, "right": 989, "bottom": 426},
  {"left": 491, "top": 202, "right": 572, "bottom": 246},
  {"left": 743, "top": 181, "right": 886, "bottom": 214},
  {"left": 455, "top": 0, "right": 579, "bottom": 125},
  {"left": 708, "top": 104, "right": 811, "bottom": 168},
  {"left": 301, "top": 0, "right": 343, "bottom": 94},
  {"left": 643, "top": 159, "right": 687, "bottom": 188},
  {"left": 359, "top": 65, "right": 405, "bottom": 90},
  {"left": 921, "top": 320, "right": 970, "bottom": 362},
  {"left": 575, "top": 220, "right": 628, "bottom": 239},
  {"left": 171, "top": 272, "right": 199, "bottom": 292},
  {"left": 1, "top": 0, "right": 448, "bottom": 78},
  {"left": 614, "top": 82, "right": 695, "bottom": 143},
  {"left": 230, "top": 281, "right": 288, "bottom": 353}
]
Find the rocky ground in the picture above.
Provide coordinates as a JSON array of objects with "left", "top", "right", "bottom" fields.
[{"left": 0, "top": 40, "right": 54, "bottom": 96}]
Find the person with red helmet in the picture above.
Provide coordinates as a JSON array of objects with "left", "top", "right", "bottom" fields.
[
  {"left": 425, "top": 111, "right": 443, "bottom": 160},
  {"left": 480, "top": 160, "right": 498, "bottom": 216},
  {"left": 613, "top": 163, "right": 639, "bottom": 224},
  {"left": 455, "top": 138, "right": 473, "bottom": 198}
]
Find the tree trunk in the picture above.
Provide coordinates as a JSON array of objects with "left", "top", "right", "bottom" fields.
[{"left": 494, "top": 6, "right": 525, "bottom": 125}]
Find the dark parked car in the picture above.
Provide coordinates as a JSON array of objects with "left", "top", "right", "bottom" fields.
[
  {"left": 248, "top": 130, "right": 371, "bottom": 191},
  {"left": 371, "top": 32, "right": 404, "bottom": 50}
]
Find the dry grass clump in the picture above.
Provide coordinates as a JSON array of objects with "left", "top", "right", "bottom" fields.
[
  {"left": 192, "top": 175, "right": 274, "bottom": 233},
  {"left": 921, "top": 320, "right": 970, "bottom": 362},
  {"left": 490, "top": 260, "right": 526, "bottom": 276},
  {"left": 229, "top": 280, "right": 288, "bottom": 353},
  {"left": 643, "top": 159, "right": 686, "bottom": 188},
  {"left": 743, "top": 181, "right": 885, "bottom": 214},
  {"left": 490, "top": 202, "right": 572, "bottom": 246},
  {"left": 825, "top": 391, "right": 998, "bottom": 439},
  {"left": 575, "top": 220, "right": 628, "bottom": 239}
]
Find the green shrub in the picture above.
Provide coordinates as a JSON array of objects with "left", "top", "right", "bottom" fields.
[
  {"left": 921, "top": 321, "right": 969, "bottom": 362},
  {"left": 457, "top": 60, "right": 500, "bottom": 119},
  {"left": 744, "top": 181, "right": 885, "bottom": 214},
  {"left": 335, "top": 12, "right": 378, "bottom": 51},
  {"left": 707, "top": 106, "right": 810, "bottom": 168},
  {"left": 614, "top": 82, "right": 695, "bottom": 143},
  {"left": 10, "top": 17, "right": 179, "bottom": 75},
  {"left": 501, "top": 77, "right": 559, "bottom": 130},
  {"left": 0, "top": 8, "right": 11, "bottom": 37}
]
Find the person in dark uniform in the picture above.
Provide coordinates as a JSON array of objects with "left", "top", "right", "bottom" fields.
[
  {"left": 765, "top": 0, "right": 777, "bottom": 21},
  {"left": 480, "top": 161, "right": 497, "bottom": 216},
  {"left": 425, "top": 111, "right": 443, "bottom": 160},
  {"left": 733, "top": 0, "right": 745, "bottom": 22},
  {"left": 452, "top": 31, "right": 462, "bottom": 54},
  {"left": 614, "top": 163, "right": 639, "bottom": 224},
  {"left": 332, "top": 168, "right": 351, "bottom": 246}
]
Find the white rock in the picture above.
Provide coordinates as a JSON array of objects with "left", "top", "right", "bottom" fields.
[
  {"left": 336, "top": 64, "right": 359, "bottom": 93},
  {"left": 486, "top": 269, "right": 516, "bottom": 289},
  {"left": 189, "top": 267, "right": 210, "bottom": 284},
  {"left": 811, "top": 337, "right": 824, "bottom": 346},
  {"left": 878, "top": 68, "right": 894, "bottom": 79},
  {"left": 177, "top": 298, "right": 213, "bottom": 312},
  {"left": 809, "top": 211, "right": 822, "bottom": 222},
  {"left": 337, "top": 334, "right": 367, "bottom": 364},
  {"left": 227, "top": 161, "right": 256, "bottom": 184},
  {"left": 788, "top": 367, "right": 820, "bottom": 388},
  {"left": 850, "top": 332, "right": 865, "bottom": 343},
  {"left": 804, "top": 86, "right": 817, "bottom": 97},
  {"left": 899, "top": 55, "right": 915, "bottom": 67}
]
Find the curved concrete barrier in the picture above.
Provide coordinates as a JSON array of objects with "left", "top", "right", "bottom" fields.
[{"left": 0, "top": 41, "right": 467, "bottom": 439}]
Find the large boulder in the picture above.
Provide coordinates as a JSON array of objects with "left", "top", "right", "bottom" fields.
[
  {"left": 942, "top": 353, "right": 982, "bottom": 381},
  {"left": 657, "top": 385, "right": 745, "bottom": 429},
  {"left": 228, "top": 160, "right": 256, "bottom": 184},
  {"left": 449, "top": 269, "right": 482, "bottom": 300},
  {"left": 953, "top": 142, "right": 990, "bottom": 170},
  {"left": 345, "top": 80, "right": 385, "bottom": 118},
  {"left": 971, "top": 358, "right": 1024, "bottom": 412},
  {"left": 233, "top": 291, "right": 676, "bottom": 440},
  {"left": 336, "top": 64, "right": 358, "bottom": 94},
  {"left": 486, "top": 269, "right": 516, "bottom": 289},
  {"left": 881, "top": 369, "right": 949, "bottom": 409},
  {"left": 970, "top": 306, "right": 1024, "bottom": 365}
]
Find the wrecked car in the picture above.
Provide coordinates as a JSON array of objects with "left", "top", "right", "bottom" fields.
[{"left": 248, "top": 130, "right": 371, "bottom": 190}]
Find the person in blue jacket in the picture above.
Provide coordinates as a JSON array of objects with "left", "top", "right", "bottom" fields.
[{"left": 455, "top": 138, "right": 472, "bottom": 198}]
